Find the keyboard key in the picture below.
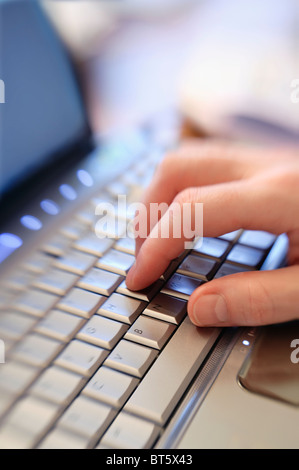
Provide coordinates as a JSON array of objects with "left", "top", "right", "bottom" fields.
[
  {"left": 214, "top": 262, "right": 250, "bottom": 279},
  {"left": 101, "top": 412, "right": 160, "bottom": 449},
  {"left": 83, "top": 366, "right": 139, "bottom": 408},
  {"left": 238, "top": 230, "right": 276, "bottom": 250},
  {"left": 77, "top": 315, "right": 128, "bottom": 349},
  {"left": 96, "top": 249, "right": 134, "bottom": 275},
  {"left": 104, "top": 340, "right": 158, "bottom": 378},
  {"left": 161, "top": 273, "right": 203, "bottom": 300},
  {"left": 58, "top": 396, "right": 116, "bottom": 443},
  {"left": 125, "top": 315, "right": 176, "bottom": 349},
  {"left": 124, "top": 317, "right": 220, "bottom": 425},
  {"left": 30, "top": 366, "right": 85, "bottom": 406},
  {"left": 11, "top": 334, "right": 63, "bottom": 367},
  {"left": 98, "top": 293, "right": 146, "bottom": 324},
  {"left": 55, "top": 340, "right": 108, "bottom": 376},
  {"left": 54, "top": 250, "right": 96, "bottom": 275},
  {"left": 57, "top": 287, "right": 105, "bottom": 318},
  {"left": 0, "top": 311, "right": 37, "bottom": 341},
  {"left": 77, "top": 268, "right": 123, "bottom": 296},
  {"left": 193, "top": 237, "right": 230, "bottom": 260},
  {"left": 39, "top": 428, "right": 89, "bottom": 449},
  {"left": 143, "top": 293, "right": 187, "bottom": 325},
  {"left": 42, "top": 233, "right": 71, "bottom": 257},
  {"left": 33, "top": 269, "right": 78, "bottom": 296},
  {"left": 219, "top": 230, "right": 241, "bottom": 242},
  {"left": 0, "top": 396, "right": 60, "bottom": 449},
  {"left": 73, "top": 234, "right": 114, "bottom": 257},
  {"left": 23, "top": 252, "right": 53, "bottom": 274},
  {"left": 114, "top": 237, "right": 135, "bottom": 255},
  {"left": 0, "top": 361, "right": 38, "bottom": 396},
  {"left": 226, "top": 244, "right": 265, "bottom": 268},
  {"left": 35, "top": 310, "right": 84, "bottom": 342},
  {"left": 60, "top": 218, "right": 87, "bottom": 240},
  {"left": 5, "top": 270, "right": 36, "bottom": 292},
  {"left": 117, "top": 279, "right": 163, "bottom": 302},
  {"left": 13, "top": 289, "right": 59, "bottom": 317},
  {"left": 177, "top": 254, "right": 219, "bottom": 281}
]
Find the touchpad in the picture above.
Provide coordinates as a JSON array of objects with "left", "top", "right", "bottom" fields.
[{"left": 238, "top": 321, "right": 299, "bottom": 406}]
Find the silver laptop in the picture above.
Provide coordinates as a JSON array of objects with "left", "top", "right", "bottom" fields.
[{"left": 0, "top": 1, "right": 298, "bottom": 450}]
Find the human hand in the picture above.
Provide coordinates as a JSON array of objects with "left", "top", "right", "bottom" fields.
[{"left": 126, "top": 140, "right": 299, "bottom": 327}]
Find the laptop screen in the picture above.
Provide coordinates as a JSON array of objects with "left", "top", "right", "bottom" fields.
[{"left": 0, "top": 0, "right": 89, "bottom": 197}]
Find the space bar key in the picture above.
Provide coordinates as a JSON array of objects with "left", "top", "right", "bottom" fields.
[{"left": 124, "top": 317, "right": 220, "bottom": 426}]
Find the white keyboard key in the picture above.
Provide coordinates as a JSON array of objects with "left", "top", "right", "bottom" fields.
[
  {"left": 116, "top": 279, "right": 163, "bottom": 302},
  {"left": 30, "top": 366, "right": 85, "bottom": 406},
  {"left": 144, "top": 293, "right": 187, "bottom": 325},
  {"left": 42, "top": 233, "right": 71, "bottom": 257},
  {"left": 58, "top": 396, "right": 116, "bottom": 443},
  {"left": 23, "top": 252, "right": 53, "bottom": 274},
  {"left": 83, "top": 366, "right": 139, "bottom": 408},
  {"left": 219, "top": 229, "right": 241, "bottom": 242},
  {"left": 5, "top": 270, "right": 36, "bottom": 292},
  {"left": 124, "top": 317, "right": 220, "bottom": 425},
  {"left": 77, "top": 268, "right": 123, "bottom": 296},
  {"left": 77, "top": 315, "right": 128, "bottom": 349},
  {"left": 11, "top": 333, "right": 63, "bottom": 367},
  {"left": 39, "top": 428, "right": 90, "bottom": 449},
  {"left": 60, "top": 218, "right": 87, "bottom": 240},
  {"left": 35, "top": 310, "right": 84, "bottom": 341},
  {"left": 98, "top": 293, "right": 146, "bottom": 324},
  {"left": 73, "top": 233, "right": 114, "bottom": 257},
  {"left": 76, "top": 204, "right": 97, "bottom": 226},
  {"left": 57, "top": 287, "right": 105, "bottom": 318},
  {"left": 33, "top": 269, "right": 78, "bottom": 296},
  {"left": 124, "top": 315, "right": 176, "bottom": 349},
  {"left": 239, "top": 230, "right": 276, "bottom": 250},
  {"left": 101, "top": 412, "right": 160, "bottom": 449},
  {"left": 54, "top": 250, "right": 96, "bottom": 275},
  {"left": 55, "top": 340, "right": 108, "bottom": 376},
  {"left": 114, "top": 237, "right": 135, "bottom": 255},
  {"left": 104, "top": 340, "right": 158, "bottom": 378},
  {"left": 13, "top": 289, "right": 59, "bottom": 317},
  {"left": 193, "top": 237, "right": 230, "bottom": 260},
  {"left": 0, "top": 392, "right": 14, "bottom": 418},
  {"left": 226, "top": 244, "right": 265, "bottom": 268},
  {"left": 96, "top": 249, "right": 134, "bottom": 275},
  {"left": 0, "top": 311, "right": 37, "bottom": 340},
  {"left": 0, "top": 361, "right": 38, "bottom": 395},
  {"left": 161, "top": 273, "right": 203, "bottom": 300},
  {"left": 0, "top": 396, "right": 60, "bottom": 449}
]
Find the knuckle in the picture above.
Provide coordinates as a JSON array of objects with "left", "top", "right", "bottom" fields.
[{"left": 173, "top": 186, "right": 201, "bottom": 206}]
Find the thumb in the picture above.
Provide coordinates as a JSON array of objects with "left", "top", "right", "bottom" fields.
[{"left": 188, "top": 265, "right": 299, "bottom": 327}]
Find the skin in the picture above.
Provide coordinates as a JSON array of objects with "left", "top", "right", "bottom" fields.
[{"left": 125, "top": 139, "right": 299, "bottom": 327}]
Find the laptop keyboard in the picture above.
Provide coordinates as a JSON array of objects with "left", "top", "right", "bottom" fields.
[{"left": 0, "top": 146, "right": 277, "bottom": 449}]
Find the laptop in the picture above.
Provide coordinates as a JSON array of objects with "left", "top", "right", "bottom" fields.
[{"left": 0, "top": 1, "right": 298, "bottom": 450}]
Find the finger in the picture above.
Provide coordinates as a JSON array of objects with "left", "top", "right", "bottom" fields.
[
  {"left": 134, "top": 141, "right": 260, "bottom": 257},
  {"left": 127, "top": 180, "right": 249, "bottom": 290},
  {"left": 187, "top": 265, "right": 299, "bottom": 326}
]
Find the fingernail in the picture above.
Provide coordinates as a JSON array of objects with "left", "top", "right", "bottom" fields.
[{"left": 191, "top": 294, "right": 228, "bottom": 326}]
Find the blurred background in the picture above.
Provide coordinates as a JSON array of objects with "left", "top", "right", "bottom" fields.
[{"left": 42, "top": 0, "right": 299, "bottom": 144}]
